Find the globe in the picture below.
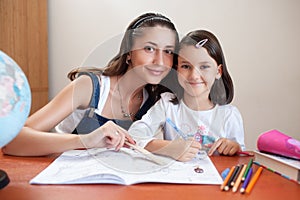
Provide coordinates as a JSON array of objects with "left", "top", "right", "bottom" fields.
[{"left": 0, "top": 50, "right": 31, "bottom": 147}]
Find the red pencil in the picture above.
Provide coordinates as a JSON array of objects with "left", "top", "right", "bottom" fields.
[{"left": 237, "top": 151, "right": 254, "bottom": 156}]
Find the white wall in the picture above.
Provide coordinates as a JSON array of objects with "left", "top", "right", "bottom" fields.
[{"left": 48, "top": 0, "right": 300, "bottom": 150}]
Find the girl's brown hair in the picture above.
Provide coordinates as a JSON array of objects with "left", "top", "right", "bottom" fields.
[{"left": 175, "top": 30, "right": 234, "bottom": 105}]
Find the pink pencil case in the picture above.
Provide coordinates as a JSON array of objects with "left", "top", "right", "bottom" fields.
[{"left": 257, "top": 129, "right": 300, "bottom": 160}]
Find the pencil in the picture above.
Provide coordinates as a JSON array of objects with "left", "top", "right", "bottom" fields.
[
  {"left": 232, "top": 164, "right": 247, "bottom": 192},
  {"left": 124, "top": 141, "right": 166, "bottom": 165},
  {"left": 220, "top": 166, "right": 235, "bottom": 191},
  {"left": 240, "top": 167, "right": 253, "bottom": 193},
  {"left": 166, "top": 118, "right": 188, "bottom": 140},
  {"left": 245, "top": 166, "right": 263, "bottom": 194},
  {"left": 224, "top": 165, "right": 240, "bottom": 191},
  {"left": 242, "top": 158, "right": 253, "bottom": 181},
  {"left": 237, "top": 151, "right": 254, "bottom": 156},
  {"left": 221, "top": 168, "right": 230, "bottom": 180},
  {"left": 230, "top": 165, "right": 242, "bottom": 186}
]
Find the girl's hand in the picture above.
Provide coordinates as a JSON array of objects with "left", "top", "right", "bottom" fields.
[
  {"left": 80, "top": 121, "right": 135, "bottom": 151},
  {"left": 163, "top": 139, "right": 201, "bottom": 162},
  {"left": 177, "top": 139, "right": 201, "bottom": 162},
  {"left": 208, "top": 138, "right": 241, "bottom": 156}
]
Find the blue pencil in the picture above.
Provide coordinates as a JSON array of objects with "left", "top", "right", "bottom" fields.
[
  {"left": 166, "top": 118, "right": 188, "bottom": 140},
  {"left": 240, "top": 167, "right": 253, "bottom": 193}
]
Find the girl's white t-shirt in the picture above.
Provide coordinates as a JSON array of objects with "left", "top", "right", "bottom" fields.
[{"left": 129, "top": 92, "right": 245, "bottom": 150}]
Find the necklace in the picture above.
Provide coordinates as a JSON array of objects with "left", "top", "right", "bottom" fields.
[{"left": 116, "top": 77, "right": 143, "bottom": 118}]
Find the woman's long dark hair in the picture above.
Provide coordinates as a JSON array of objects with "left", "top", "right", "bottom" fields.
[{"left": 68, "top": 12, "right": 179, "bottom": 103}]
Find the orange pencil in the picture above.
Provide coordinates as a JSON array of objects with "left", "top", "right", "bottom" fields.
[
  {"left": 220, "top": 166, "right": 235, "bottom": 191},
  {"left": 232, "top": 164, "right": 247, "bottom": 192},
  {"left": 245, "top": 166, "right": 263, "bottom": 194}
]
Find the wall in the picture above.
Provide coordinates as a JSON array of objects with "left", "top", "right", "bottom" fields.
[
  {"left": 47, "top": 0, "right": 300, "bottom": 150},
  {"left": 0, "top": 0, "right": 48, "bottom": 114}
]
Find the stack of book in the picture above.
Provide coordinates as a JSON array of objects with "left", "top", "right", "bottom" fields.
[
  {"left": 254, "top": 129, "right": 300, "bottom": 184},
  {"left": 253, "top": 151, "right": 300, "bottom": 184}
]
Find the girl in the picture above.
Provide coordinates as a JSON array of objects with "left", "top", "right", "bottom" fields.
[
  {"left": 129, "top": 30, "right": 245, "bottom": 162},
  {"left": 2, "top": 13, "right": 179, "bottom": 156}
]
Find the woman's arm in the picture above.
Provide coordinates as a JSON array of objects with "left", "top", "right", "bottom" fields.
[{"left": 2, "top": 75, "right": 130, "bottom": 156}]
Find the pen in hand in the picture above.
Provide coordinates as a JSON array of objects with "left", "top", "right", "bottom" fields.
[{"left": 166, "top": 118, "right": 188, "bottom": 140}]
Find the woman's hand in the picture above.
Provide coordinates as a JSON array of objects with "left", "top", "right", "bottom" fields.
[
  {"left": 208, "top": 138, "right": 241, "bottom": 156},
  {"left": 80, "top": 121, "right": 135, "bottom": 151}
]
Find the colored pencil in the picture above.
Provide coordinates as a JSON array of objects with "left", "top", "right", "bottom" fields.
[
  {"left": 230, "top": 165, "right": 243, "bottom": 186},
  {"left": 166, "top": 118, "right": 188, "bottom": 140},
  {"left": 237, "top": 151, "right": 254, "bottom": 156},
  {"left": 240, "top": 167, "right": 253, "bottom": 193},
  {"left": 242, "top": 158, "right": 253, "bottom": 181},
  {"left": 232, "top": 164, "right": 247, "bottom": 192},
  {"left": 125, "top": 141, "right": 166, "bottom": 165},
  {"left": 221, "top": 168, "right": 230, "bottom": 180},
  {"left": 224, "top": 165, "right": 240, "bottom": 191},
  {"left": 245, "top": 166, "right": 263, "bottom": 194},
  {"left": 220, "top": 166, "right": 235, "bottom": 191}
]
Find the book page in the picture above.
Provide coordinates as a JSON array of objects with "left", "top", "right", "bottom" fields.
[{"left": 30, "top": 148, "right": 223, "bottom": 185}]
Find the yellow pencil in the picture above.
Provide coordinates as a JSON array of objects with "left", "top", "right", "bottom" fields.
[
  {"left": 245, "top": 166, "right": 263, "bottom": 194},
  {"left": 220, "top": 166, "right": 235, "bottom": 191},
  {"left": 232, "top": 164, "right": 247, "bottom": 192}
]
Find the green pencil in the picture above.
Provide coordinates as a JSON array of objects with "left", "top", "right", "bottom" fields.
[{"left": 242, "top": 158, "right": 253, "bottom": 181}]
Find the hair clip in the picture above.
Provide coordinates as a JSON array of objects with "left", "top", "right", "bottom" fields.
[{"left": 195, "top": 39, "right": 208, "bottom": 48}]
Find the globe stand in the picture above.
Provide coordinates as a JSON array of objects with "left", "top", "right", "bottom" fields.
[{"left": 0, "top": 169, "right": 10, "bottom": 189}]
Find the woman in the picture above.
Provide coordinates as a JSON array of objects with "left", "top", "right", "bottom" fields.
[{"left": 2, "top": 13, "right": 179, "bottom": 156}]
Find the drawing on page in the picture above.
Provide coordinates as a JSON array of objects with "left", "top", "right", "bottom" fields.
[{"left": 89, "top": 148, "right": 173, "bottom": 174}]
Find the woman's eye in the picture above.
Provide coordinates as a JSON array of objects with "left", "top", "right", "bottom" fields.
[
  {"left": 164, "top": 49, "right": 174, "bottom": 55},
  {"left": 144, "top": 46, "right": 155, "bottom": 52}
]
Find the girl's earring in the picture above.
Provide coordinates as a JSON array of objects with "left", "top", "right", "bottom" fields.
[{"left": 126, "top": 59, "right": 130, "bottom": 65}]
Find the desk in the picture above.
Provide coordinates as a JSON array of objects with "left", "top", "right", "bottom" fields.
[{"left": 0, "top": 152, "right": 299, "bottom": 200}]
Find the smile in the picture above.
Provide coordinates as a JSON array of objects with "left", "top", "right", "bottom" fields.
[
  {"left": 145, "top": 66, "right": 167, "bottom": 76},
  {"left": 187, "top": 81, "right": 204, "bottom": 86}
]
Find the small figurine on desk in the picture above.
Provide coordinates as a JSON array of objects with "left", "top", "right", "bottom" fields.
[{"left": 129, "top": 30, "right": 245, "bottom": 162}]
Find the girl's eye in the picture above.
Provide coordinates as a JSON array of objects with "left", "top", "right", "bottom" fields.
[
  {"left": 144, "top": 46, "right": 155, "bottom": 53},
  {"left": 200, "top": 65, "right": 210, "bottom": 70},
  {"left": 180, "top": 64, "right": 191, "bottom": 69}
]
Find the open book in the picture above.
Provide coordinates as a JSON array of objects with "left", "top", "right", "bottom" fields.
[{"left": 30, "top": 148, "right": 223, "bottom": 185}]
